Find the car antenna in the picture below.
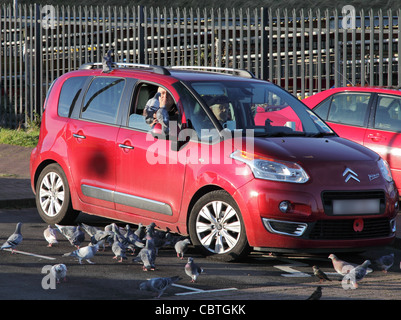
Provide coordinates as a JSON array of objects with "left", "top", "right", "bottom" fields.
[{"left": 102, "top": 49, "right": 114, "bottom": 73}]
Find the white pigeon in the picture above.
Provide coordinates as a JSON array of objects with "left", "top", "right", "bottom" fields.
[
  {"left": 139, "top": 276, "right": 181, "bottom": 298},
  {"left": 343, "top": 260, "right": 371, "bottom": 289},
  {"left": 1, "top": 222, "right": 23, "bottom": 253},
  {"left": 43, "top": 225, "right": 58, "bottom": 247},
  {"left": 175, "top": 238, "right": 191, "bottom": 259},
  {"left": 374, "top": 253, "right": 394, "bottom": 273},
  {"left": 328, "top": 253, "right": 357, "bottom": 275},
  {"left": 185, "top": 257, "right": 204, "bottom": 282},
  {"left": 50, "top": 264, "right": 67, "bottom": 283},
  {"left": 62, "top": 243, "right": 99, "bottom": 264}
]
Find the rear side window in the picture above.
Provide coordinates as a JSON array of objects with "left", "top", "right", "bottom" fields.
[
  {"left": 81, "top": 77, "right": 125, "bottom": 124},
  {"left": 58, "top": 76, "right": 88, "bottom": 117}
]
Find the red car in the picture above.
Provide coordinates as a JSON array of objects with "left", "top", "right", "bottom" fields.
[
  {"left": 30, "top": 64, "right": 398, "bottom": 261},
  {"left": 303, "top": 86, "right": 401, "bottom": 196}
]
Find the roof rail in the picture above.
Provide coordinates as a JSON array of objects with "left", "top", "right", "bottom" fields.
[
  {"left": 170, "top": 66, "right": 255, "bottom": 79},
  {"left": 79, "top": 62, "right": 171, "bottom": 76}
]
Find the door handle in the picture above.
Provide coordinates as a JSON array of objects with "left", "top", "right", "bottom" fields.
[
  {"left": 367, "top": 133, "right": 384, "bottom": 142},
  {"left": 73, "top": 133, "right": 86, "bottom": 139},
  {"left": 118, "top": 144, "right": 134, "bottom": 150}
]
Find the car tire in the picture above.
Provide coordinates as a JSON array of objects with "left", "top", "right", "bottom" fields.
[
  {"left": 188, "top": 190, "right": 250, "bottom": 261},
  {"left": 36, "top": 163, "right": 79, "bottom": 225}
]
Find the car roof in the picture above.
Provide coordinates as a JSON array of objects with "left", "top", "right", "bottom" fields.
[{"left": 303, "top": 86, "right": 401, "bottom": 108}]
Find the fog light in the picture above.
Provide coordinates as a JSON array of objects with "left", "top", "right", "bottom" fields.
[
  {"left": 390, "top": 218, "right": 396, "bottom": 233},
  {"left": 279, "top": 201, "right": 291, "bottom": 213}
]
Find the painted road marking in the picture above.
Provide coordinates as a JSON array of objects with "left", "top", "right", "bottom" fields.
[
  {"left": 173, "top": 283, "right": 238, "bottom": 296},
  {"left": 2, "top": 248, "right": 56, "bottom": 260}
]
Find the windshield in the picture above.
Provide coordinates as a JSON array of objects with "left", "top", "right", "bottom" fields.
[{"left": 187, "top": 80, "right": 334, "bottom": 137}]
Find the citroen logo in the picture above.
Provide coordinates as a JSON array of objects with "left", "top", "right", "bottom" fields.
[{"left": 343, "top": 168, "right": 360, "bottom": 183}]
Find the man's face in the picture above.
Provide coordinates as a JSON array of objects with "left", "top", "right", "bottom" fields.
[{"left": 158, "top": 87, "right": 174, "bottom": 110}]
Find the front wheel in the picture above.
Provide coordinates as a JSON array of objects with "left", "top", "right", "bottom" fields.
[
  {"left": 36, "top": 163, "right": 79, "bottom": 224},
  {"left": 188, "top": 190, "right": 250, "bottom": 261}
]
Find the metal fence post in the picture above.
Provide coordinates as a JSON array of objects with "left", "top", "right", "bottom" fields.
[
  {"left": 138, "top": 5, "right": 145, "bottom": 64},
  {"left": 260, "top": 7, "right": 268, "bottom": 81}
]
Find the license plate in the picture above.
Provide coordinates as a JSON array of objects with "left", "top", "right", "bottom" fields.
[{"left": 332, "top": 199, "right": 380, "bottom": 215}]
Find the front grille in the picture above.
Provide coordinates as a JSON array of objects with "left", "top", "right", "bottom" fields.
[
  {"left": 308, "top": 218, "right": 391, "bottom": 240},
  {"left": 321, "top": 190, "right": 386, "bottom": 215}
]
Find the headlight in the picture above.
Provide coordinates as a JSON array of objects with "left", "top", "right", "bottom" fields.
[
  {"left": 378, "top": 158, "right": 393, "bottom": 182},
  {"left": 230, "top": 150, "right": 309, "bottom": 183}
]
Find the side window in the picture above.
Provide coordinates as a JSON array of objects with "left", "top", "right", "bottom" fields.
[
  {"left": 313, "top": 97, "right": 331, "bottom": 120},
  {"left": 128, "top": 83, "right": 158, "bottom": 131},
  {"left": 58, "top": 76, "right": 88, "bottom": 117},
  {"left": 375, "top": 94, "right": 401, "bottom": 132},
  {"left": 327, "top": 93, "right": 371, "bottom": 127},
  {"left": 81, "top": 77, "right": 125, "bottom": 124}
]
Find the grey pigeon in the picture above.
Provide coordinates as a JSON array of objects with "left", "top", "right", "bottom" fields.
[
  {"left": 139, "top": 276, "right": 181, "bottom": 298},
  {"left": 306, "top": 286, "right": 322, "bottom": 300},
  {"left": 102, "top": 49, "right": 113, "bottom": 73},
  {"left": 343, "top": 260, "right": 371, "bottom": 289},
  {"left": 112, "top": 234, "right": 127, "bottom": 262},
  {"left": 134, "top": 223, "right": 146, "bottom": 239},
  {"left": 82, "top": 223, "right": 112, "bottom": 251},
  {"left": 374, "top": 253, "right": 394, "bottom": 273},
  {"left": 175, "top": 238, "right": 191, "bottom": 259},
  {"left": 133, "top": 236, "right": 156, "bottom": 271},
  {"left": 50, "top": 264, "right": 67, "bottom": 283},
  {"left": 62, "top": 243, "right": 99, "bottom": 264},
  {"left": 312, "top": 265, "right": 331, "bottom": 283},
  {"left": 1, "top": 222, "right": 23, "bottom": 253},
  {"left": 125, "top": 224, "right": 145, "bottom": 253},
  {"left": 44, "top": 225, "right": 58, "bottom": 247},
  {"left": 56, "top": 224, "right": 85, "bottom": 248},
  {"left": 185, "top": 257, "right": 204, "bottom": 282}
]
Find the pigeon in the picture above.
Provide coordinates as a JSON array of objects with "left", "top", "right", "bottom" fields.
[
  {"left": 56, "top": 224, "right": 85, "bottom": 248},
  {"left": 112, "top": 234, "right": 127, "bottom": 262},
  {"left": 125, "top": 224, "right": 145, "bottom": 253},
  {"left": 43, "top": 225, "right": 58, "bottom": 247},
  {"left": 134, "top": 223, "right": 146, "bottom": 239},
  {"left": 312, "top": 265, "right": 331, "bottom": 283},
  {"left": 343, "top": 260, "right": 371, "bottom": 289},
  {"left": 1, "top": 222, "right": 23, "bottom": 253},
  {"left": 82, "top": 223, "right": 113, "bottom": 251},
  {"left": 50, "top": 264, "right": 67, "bottom": 283},
  {"left": 133, "top": 236, "right": 156, "bottom": 271},
  {"left": 374, "top": 253, "right": 394, "bottom": 273},
  {"left": 185, "top": 257, "right": 204, "bottom": 282},
  {"left": 328, "top": 253, "right": 358, "bottom": 275},
  {"left": 102, "top": 49, "right": 113, "bottom": 73},
  {"left": 62, "top": 243, "right": 99, "bottom": 264},
  {"left": 139, "top": 276, "right": 181, "bottom": 298},
  {"left": 175, "top": 238, "right": 191, "bottom": 259},
  {"left": 306, "top": 286, "right": 322, "bottom": 300}
]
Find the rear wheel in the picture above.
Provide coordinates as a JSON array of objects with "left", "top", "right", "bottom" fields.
[
  {"left": 188, "top": 190, "right": 250, "bottom": 261},
  {"left": 36, "top": 163, "right": 79, "bottom": 224}
]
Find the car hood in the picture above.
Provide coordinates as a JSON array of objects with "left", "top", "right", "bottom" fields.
[
  {"left": 250, "top": 136, "right": 378, "bottom": 162},
  {"left": 248, "top": 136, "right": 383, "bottom": 187}
]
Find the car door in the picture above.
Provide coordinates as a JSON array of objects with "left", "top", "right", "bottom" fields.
[
  {"left": 313, "top": 92, "right": 372, "bottom": 145},
  {"left": 364, "top": 93, "right": 401, "bottom": 191},
  {"left": 114, "top": 82, "right": 187, "bottom": 223},
  {"left": 66, "top": 76, "right": 126, "bottom": 210}
]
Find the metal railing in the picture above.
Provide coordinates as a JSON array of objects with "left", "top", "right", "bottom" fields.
[{"left": 1, "top": 4, "right": 400, "bottom": 128}]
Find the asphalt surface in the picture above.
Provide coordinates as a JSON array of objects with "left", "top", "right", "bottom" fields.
[{"left": 1, "top": 143, "right": 401, "bottom": 307}]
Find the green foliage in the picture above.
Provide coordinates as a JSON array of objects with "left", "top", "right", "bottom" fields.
[{"left": 0, "top": 126, "right": 39, "bottom": 148}]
